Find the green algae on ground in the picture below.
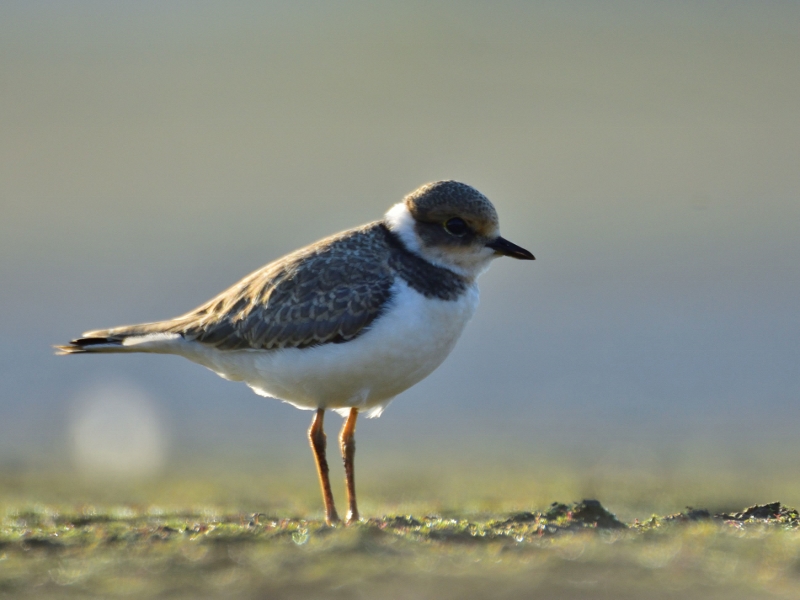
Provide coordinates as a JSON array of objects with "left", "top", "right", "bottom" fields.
[{"left": 2, "top": 500, "right": 800, "bottom": 599}]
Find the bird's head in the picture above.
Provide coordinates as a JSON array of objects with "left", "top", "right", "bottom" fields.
[{"left": 385, "top": 180, "right": 534, "bottom": 279}]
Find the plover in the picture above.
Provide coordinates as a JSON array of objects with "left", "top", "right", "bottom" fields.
[{"left": 57, "top": 181, "right": 534, "bottom": 525}]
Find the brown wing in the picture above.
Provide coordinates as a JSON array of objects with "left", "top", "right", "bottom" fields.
[{"left": 169, "top": 224, "right": 395, "bottom": 350}]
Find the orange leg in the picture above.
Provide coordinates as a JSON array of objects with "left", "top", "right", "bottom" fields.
[
  {"left": 339, "top": 408, "right": 360, "bottom": 524},
  {"left": 308, "top": 409, "right": 340, "bottom": 525}
]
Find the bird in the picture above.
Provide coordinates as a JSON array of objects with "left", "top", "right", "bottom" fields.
[{"left": 56, "top": 180, "right": 534, "bottom": 525}]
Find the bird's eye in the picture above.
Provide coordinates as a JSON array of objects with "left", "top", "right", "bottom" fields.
[{"left": 443, "top": 217, "right": 469, "bottom": 236}]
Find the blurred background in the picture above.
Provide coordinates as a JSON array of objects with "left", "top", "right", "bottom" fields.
[{"left": 1, "top": 1, "right": 798, "bottom": 513}]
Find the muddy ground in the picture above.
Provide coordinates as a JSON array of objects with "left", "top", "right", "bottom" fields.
[{"left": 2, "top": 499, "right": 799, "bottom": 599}]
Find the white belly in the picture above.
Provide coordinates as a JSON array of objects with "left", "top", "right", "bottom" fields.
[{"left": 182, "top": 280, "right": 480, "bottom": 417}]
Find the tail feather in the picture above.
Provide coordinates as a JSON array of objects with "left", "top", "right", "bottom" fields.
[
  {"left": 55, "top": 333, "right": 126, "bottom": 355},
  {"left": 55, "top": 323, "right": 181, "bottom": 355}
]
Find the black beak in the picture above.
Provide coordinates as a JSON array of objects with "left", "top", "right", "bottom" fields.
[{"left": 486, "top": 236, "right": 535, "bottom": 260}]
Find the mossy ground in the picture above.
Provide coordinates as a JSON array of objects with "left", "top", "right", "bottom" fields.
[{"left": 2, "top": 472, "right": 800, "bottom": 599}]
